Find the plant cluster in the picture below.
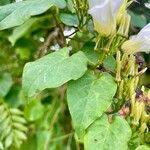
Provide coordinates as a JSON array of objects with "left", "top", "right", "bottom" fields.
[{"left": 0, "top": 0, "right": 150, "bottom": 150}]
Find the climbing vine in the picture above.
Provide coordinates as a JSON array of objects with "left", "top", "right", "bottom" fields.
[{"left": 0, "top": 0, "right": 150, "bottom": 149}]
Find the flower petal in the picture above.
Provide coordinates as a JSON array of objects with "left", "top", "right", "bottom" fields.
[
  {"left": 122, "top": 23, "right": 150, "bottom": 53},
  {"left": 137, "top": 23, "right": 150, "bottom": 39},
  {"left": 88, "top": 0, "right": 124, "bottom": 36},
  {"left": 111, "top": 0, "right": 124, "bottom": 17},
  {"left": 88, "top": 0, "right": 108, "bottom": 9}
]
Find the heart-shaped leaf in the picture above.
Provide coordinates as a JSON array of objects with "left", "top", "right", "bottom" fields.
[
  {"left": 23, "top": 48, "right": 88, "bottom": 97},
  {"left": 67, "top": 72, "right": 117, "bottom": 139}
]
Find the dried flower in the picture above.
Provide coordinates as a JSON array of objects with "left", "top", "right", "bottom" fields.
[
  {"left": 88, "top": 0, "right": 123, "bottom": 36},
  {"left": 122, "top": 23, "right": 150, "bottom": 54}
]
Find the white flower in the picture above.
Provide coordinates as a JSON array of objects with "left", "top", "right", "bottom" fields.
[
  {"left": 88, "top": 0, "right": 124, "bottom": 36},
  {"left": 122, "top": 23, "right": 150, "bottom": 54},
  {"left": 145, "top": 1, "right": 150, "bottom": 9}
]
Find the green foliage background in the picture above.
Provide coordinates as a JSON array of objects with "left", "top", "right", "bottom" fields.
[{"left": 0, "top": 0, "right": 150, "bottom": 149}]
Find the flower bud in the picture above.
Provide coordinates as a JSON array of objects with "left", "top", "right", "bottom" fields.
[
  {"left": 117, "top": 11, "right": 131, "bottom": 37},
  {"left": 88, "top": 0, "right": 124, "bottom": 36},
  {"left": 132, "top": 101, "right": 144, "bottom": 125},
  {"left": 122, "top": 23, "right": 150, "bottom": 54},
  {"left": 117, "top": 0, "right": 132, "bottom": 24},
  {"left": 139, "top": 123, "right": 147, "bottom": 133}
]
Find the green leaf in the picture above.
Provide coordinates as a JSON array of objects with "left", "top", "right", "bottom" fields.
[
  {"left": 15, "top": 47, "right": 31, "bottom": 60},
  {"left": 8, "top": 18, "right": 38, "bottom": 46},
  {"left": 81, "top": 42, "right": 99, "bottom": 66},
  {"left": 24, "top": 100, "right": 45, "bottom": 121},
  {"left": 103, "top": 55, "right": 116, "bottom": 72},
  {"left": 0, "top": 0, "right": 10, "bottom": 5},
  {"left": 0, "top": 0, "right": 66, "bottom": 30},
  {"left": 5, "top": 85, "right": 23, "bottom": 108},
  {"left": 84, "top": 115, "right": 132, "bottom": 150},
  {"left": 129, "top": 11, "right": 147, "bottom": 28},
  {"left": 67, "top": 72, "right": 117, "bottom": 139},
  {"left": 0, "top": 73, "right": 13, "bottom": 97},
  {"left": 36, "top": 130, "right": 51, "bottom": 150},
  {"left": 60, "top": 13, "right": 79, "bottom": 27},
  {"left": 20, "top": 135, "right": 36, "bottom": 150},
  {"left": 66, "top": 0, "right": 75, "bottom": 13},
  {"left": 0, "top": 142, "right": 4, "bottom": 150},
  {"left": 0, "top": 100, "right": 28, "bottom": 149},
  {"left": 23, "top": 48, "right": 88, "bottom": 97},
  {"left": 135, "top": 145, "right": 150, "bottom": 150}
]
